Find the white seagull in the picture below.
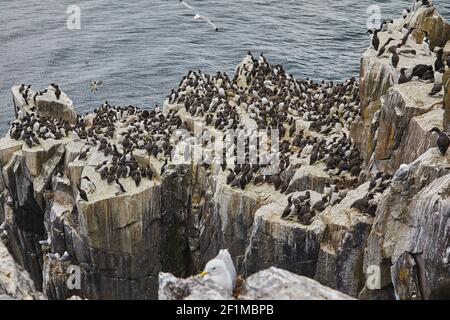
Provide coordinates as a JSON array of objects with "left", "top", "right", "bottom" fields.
[
  {"left": 199, "top": 249, "right": 236, "bottom": 295},
  {"left": 180, "top": 0, "right": 219, "bottom": 32}
]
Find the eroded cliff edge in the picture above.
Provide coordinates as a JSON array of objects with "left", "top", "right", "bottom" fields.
[{"left": 0, "top": 6, "right": 449, "bottom": 300}]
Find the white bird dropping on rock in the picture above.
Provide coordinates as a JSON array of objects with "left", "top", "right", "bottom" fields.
[{"left": 200, "top": 249, "right": 236, "bottom": 295}]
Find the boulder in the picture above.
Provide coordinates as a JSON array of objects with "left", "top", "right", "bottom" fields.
[
  {"left": 158, "top": 267, "right": 354, "bottom": 300},
  {"left": 408, "top": 6, "right": 450, "bottom": 49}
]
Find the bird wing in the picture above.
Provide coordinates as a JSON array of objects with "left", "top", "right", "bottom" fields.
[
  {"left": 217, "top": 249, "right": 236, "bottom": 288},
  {"left": 196, "top": 14, "right": 218, "bottom": 30},
  {"left": 180, "top": 0, "right": 196, "bottom": 12}
]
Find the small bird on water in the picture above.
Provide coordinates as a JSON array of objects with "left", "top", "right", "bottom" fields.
[{"left": 90, "top": 80, "right": 103, "bottom": 92}]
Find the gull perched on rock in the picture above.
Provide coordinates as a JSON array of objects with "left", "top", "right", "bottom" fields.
[
  {"left": 392, "top": 164, "right": 410, "bottom": 182},
  {"left": 200, "top": 249, "right": 236, "bottom": 295}
]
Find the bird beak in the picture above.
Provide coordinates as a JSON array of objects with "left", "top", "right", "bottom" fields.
[{"left": 199, "top": 271, "right": 208, "bottom": 277}]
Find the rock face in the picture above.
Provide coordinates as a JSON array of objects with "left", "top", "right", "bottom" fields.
[
  {"left": 0, "top": 241, "right": 44, "bottom": 300},
  {"left": 1, "top": 6, "right": 450, "bottom": 301},
  {"left": 314, "top": 182, "right": 373, "bottom": 297},
  {"left": 158, "top": 267, "right": 354, "bottom": 300},
  {"left": 362, "top": 149, "right": 450, "bottom": 299},
  {"left": 35, "top": 86, "right": 77, "bottom": 124},
  {"left": 357, "top": 8, "right": 450, "bottom": 165},
  {"left": 444, "top": 69, "right": 450, "bottom": 132},
  {"left": 243, "top": 198, "right": 325, "bottom": 278}
]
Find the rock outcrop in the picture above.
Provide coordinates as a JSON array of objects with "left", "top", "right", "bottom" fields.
[
  {"left": 158, "top": 267, "right": 354, "bottom": 300},
  {"left": 0, "top": 241, "right": 44, "bottom": 300},
  {"left": 362, "top": 149, "right": 450, "bottom": 300},
  {"left": 1, "top": 5, "right": 449, "bottom": 302},
  {"left": 357, "top": 8, "right": 450, "bottom": 166}
]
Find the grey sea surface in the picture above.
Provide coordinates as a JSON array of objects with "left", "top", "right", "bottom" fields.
[{"left": 1, "top": 0, "right": 449, "bottom": 134}]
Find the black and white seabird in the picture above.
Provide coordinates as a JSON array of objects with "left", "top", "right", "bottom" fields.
[
  {"left": 95, "top": 160, "right": 108, "bottom": 171},
  {"left": 161, "top": 159, "right": 168, "bottom": 175},
  {"left": 133, "top": 171, "right": 142, "bottom": 187},
  {"left": 429, "top": 127, "right": 450, "bottom": 156},
  {"left": 281, "top": 195, "right": 294, "bottom": 219},
  {"left": 390, "top": 47, "right": 400, "bottom": 68},
  {"left": 115, "top": 179, "right": 126, "bottom": 196},
  {"left": 435, "top": 49, "right": 445, "bottom": 71},
  {"left": 77, "top": 185, "right": 88, "bottom": 202},
  {"left": 367, "top": 29, "right": 380, "bottom": 51},
  {"left": 52, "top": 84, "right": 61, "bottom": 100},
  {"left": 377, "top": 38, "right": 396, "bottom": 57},
  {"left": 401, "top": 27, "right": 415, "bottom": 46},
  {"left": 398, "top": 68, "right": 410, "bottom": 84},
  {"left": 81, "top": 176, "right": 96, "bottom": 194},
  {"left": 422, "top": 31, "right": 431, "bottom": 56}
]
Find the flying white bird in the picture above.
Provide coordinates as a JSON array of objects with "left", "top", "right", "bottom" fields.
[{"left": 179, "top": 0, "right": 219, "bottom": 31}]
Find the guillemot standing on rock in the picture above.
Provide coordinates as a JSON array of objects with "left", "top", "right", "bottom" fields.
[
  {"left": 367, "top": 29, "right": 380, "bottom": 51},
  {"left": 77, "top": 185, "right": 88, "bottom": 202},
  {"left": 115, "top": 179, "right": 126, "bottom": 196},
  {"left": 377, "top": 38, "right": 395, "bottom": 57},
  {"left": 435, "top": 49, "right": 445, "bottom": 71},
  {"left": 398, "top": 68, "right": 410, "bottom": 84},
  {"left": 422, "top": 31, "right": 431, "bottom": 56},
  {"left": 429, "top": 81, "right": 443, "bottom": 96},
  {"left": 390, "top": 47, "right": 400, "bottom": 68},
  {"left": 429, "top": 127, "right": 450, "bottom": 156},
  {"left": 281, "top": 195, "right": 294, "bottom": 219}
]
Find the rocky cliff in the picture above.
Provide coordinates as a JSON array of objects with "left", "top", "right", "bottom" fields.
[{"left": 1, "top": 6, "right": 449, "bottom": 301}]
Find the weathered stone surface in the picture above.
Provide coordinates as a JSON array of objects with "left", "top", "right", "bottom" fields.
[
  {"left": 0, "top": 241, "right": 44, "bottom": 300},
  {"left": 0, "top": 138, "right": 22, "bottom": 169},
  {"left": 243, "top": 194, "right": 325, "bottom": 278},
  {"left": 314, "top": 182, "right": 373, "bottom": 297},
  {"left": 391, "top": 252, "right": 422, "bottom": 300},
  {"left": 357, "top": 16, "right": 437, "bottom": 164},
  {"left": 363, "top": 149, "right": 450, "bottom": 300},
  {"left": 408, "top": 6, "right": 450, "bottom": 49},
  {"left": 240, "top": 267, "right": 355, "bottom": 300},
  {"left": 158, "top": 272, "right": 231, "bottom": 300},
  {"left": 35, "top": 86, "right": 77, "bottom": 124},
  {"left": 374, "top": 82, "right": 443, "bottom": 173},
  {"left": 158, "top": 267, "right": 354, "bottom": 300},
  {"left": 444, "top": 69, "right": 450, "bottom": 132},
  {"left": 2, "top": 6, "right": 450, "bottom": 301}
]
